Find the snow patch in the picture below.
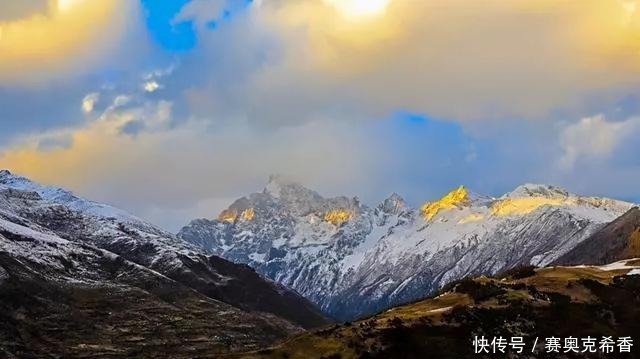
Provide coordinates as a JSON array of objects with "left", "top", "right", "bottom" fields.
[
  {"left": 598, "top": 259, "right": 640, "bottom": 271},
  {"left": 427, "top": 306, "right": 453, "bottom": 314}
]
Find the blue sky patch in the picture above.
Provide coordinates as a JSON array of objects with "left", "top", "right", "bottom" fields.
[{"left": 141, "top": 0, "right": 196, "bottom": 51}]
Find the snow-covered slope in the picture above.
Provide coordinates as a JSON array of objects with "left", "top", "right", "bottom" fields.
[
  {"left": 179, "top": 175, "right": 635, "bottom": 320},
  {"left": 0, "top": 169, "right": 147, "bottom": 225},
  {"left": 0, "top": 169, "right": 328, "bottom": 349}
]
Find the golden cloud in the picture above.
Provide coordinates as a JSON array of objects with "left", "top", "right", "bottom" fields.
[
  {"left": 240, "top": 0, "right": 640, "bottom": 120},
  {"left": 0, "top": 0, "right": 137, "bottom": 85}
]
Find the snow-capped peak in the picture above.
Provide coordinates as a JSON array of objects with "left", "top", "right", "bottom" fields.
[
  {"left": 264, "top": 174, "right": 317, "bottom": 199},
  {"left": 504, "top": 183, "right": 569, "bottom": 199},
  {"left": 262, "top": 175, "right": 330, "bottom": 216},
  {"left": 490, "top": 183, "right": 636, "bottom": 218},
  {"left": 263, "top": 174, "right": 288, "bottom": 199},
  {"left": 377, "top": 193, "right": 406, "bottom": 215},
  {"left": 419, "top": 185, "right": 491, "bottom": 220}
]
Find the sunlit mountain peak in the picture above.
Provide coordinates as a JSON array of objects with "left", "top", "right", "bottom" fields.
[
  {"left": 324, "top": 208, "right": 352, "bottom": 226},
  {"left": 420, "top": 185, "right": 470, "bottom": 220}
]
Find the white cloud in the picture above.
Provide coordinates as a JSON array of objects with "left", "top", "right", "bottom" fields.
[
  {"left": 174, "top": 0, "right": 640, "bottom": 124},
  {"left": 81, "top": 92, "right": 100, "bottom": 113},
  {"left": 0, "top": 0, "right": 144, "bottom": 86},
  {"left": 559, "top": 115, "right": 640, "bottom": 169},
  {"left": 172, "top": 0, "right": 227, "bottom": 27},
  {"left": 143, "top": 80, "right": 162, "bottom": 93},
  {"left": 112, "top": 95, "right": 131, "bottom": 108}
]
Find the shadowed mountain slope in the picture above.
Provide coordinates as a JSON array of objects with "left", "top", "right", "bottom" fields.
[{"left": 554, "top": 207, "right": 640, "bottom": 266}]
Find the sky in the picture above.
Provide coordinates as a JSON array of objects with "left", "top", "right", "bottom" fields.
[{"left": 0, "top": 0, "right": 639, "bottom": 231}]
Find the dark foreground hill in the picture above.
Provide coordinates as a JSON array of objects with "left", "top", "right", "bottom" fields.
[{"left": 0, "top": 249, "right": 299, "bottom": 358}]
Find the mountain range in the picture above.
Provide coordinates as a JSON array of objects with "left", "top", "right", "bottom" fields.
[
  {"left": 2, "top": 169, "right": 638, "bottom": 358},
  {"left": 179, "top": 175, "right": 636, "bottom": 320}
]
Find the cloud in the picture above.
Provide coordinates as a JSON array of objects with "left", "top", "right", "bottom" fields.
[
  {"left": 143, "top": 81, "right": 162, "bottom": 93},
  {"left": 172, "top": 0, "right": 227, "bottom": 27},
  {"left": 170, "top": 0, "right": 640, "bottom": 125},
  {"left": 554, "top": 113, "right": 640, "bottom": 203},
  {"left": 0, "top": 95, "right": 378, "bottom": 230},
  {"left": 0, "top": 0, "right": 142, "bottom": 86},
  {"left": 559, "top": 114, "right": 640, "bottom": 169},
  {"left": 81, "top": 92, "right": 99, "bottom": 113},
  {"left": 0, "top": 0, "right": 49, "bottom": 21}
]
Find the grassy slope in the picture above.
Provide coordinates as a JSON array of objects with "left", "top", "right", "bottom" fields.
[{"left": 230, "top": 262, "right": 640, "bottom": 359}]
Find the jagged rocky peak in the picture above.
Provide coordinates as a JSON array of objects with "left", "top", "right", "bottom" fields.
[
  {"left": 377, "top": 193, "right": 406, "bottom": 215},
  {"left": 213, "top": 175, "right": 361, "bottom": 226},
  {"left": 0, "top": 169, "right": 12, "bottom": 178},
  {"left": 217, "top": 197, "right": 258, "bottom": 223},
  {"left": 262, "top": 174, "right": 323, "bottom": 215},
  {"left": 260, "top": 174, "right": 360, "bottom": 219},
  {"left": 264, "top": 174, "right": 320, "bottom": 200}
]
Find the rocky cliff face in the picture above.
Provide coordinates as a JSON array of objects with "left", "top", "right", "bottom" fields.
[
  {"left": 0, "top": 170, "right": 329, "bottom": 358},
  {"left": 179, "top": 176, "right": 634, "bottom": 320}
]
